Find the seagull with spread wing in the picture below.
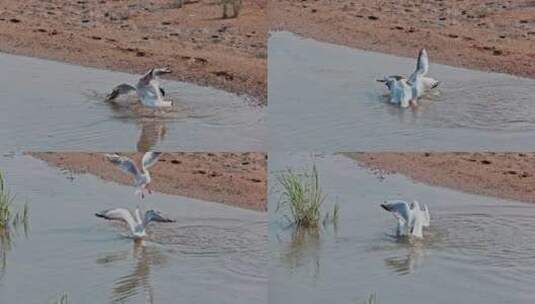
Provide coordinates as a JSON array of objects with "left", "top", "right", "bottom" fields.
[
  {"left": 377, "top": 49, "right": 440, "bottom": 108},
  {"left": 380, "top": 200, "right": 430, "bottom": 238},
  {"left": 96, "top": 207, "right": 175, "bottom": 240},
  {"left": 106, "top": 67, "right": 174, "bottom": 108},
  {"left": 105, "top": 152, "right": 163, "bottom": 199}
]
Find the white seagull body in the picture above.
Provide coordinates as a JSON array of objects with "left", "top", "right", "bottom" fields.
[
  {"left": 106, "top": 67, "right": 174, "bottom": 108},
  {"left": 378, "top": 49, "right": 440, "bottom": 108},
  {"left": 380, "top": 200, "right": 430, "bottom": 238},
  {"left": 105, "top": 152, "right": 163, "bottom": 199},
  {"left": 96, "top": 207, "right": 175, "bottom": 239}
]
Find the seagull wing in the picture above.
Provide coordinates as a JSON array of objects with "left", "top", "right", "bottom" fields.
[
  {"left": 422, "top": 204, "right": 431, "bottom": 227},
  {"left": 136, "top": 79, "right": 168, "bottom": 107},
  {"left": 106, "top": 84, "right": 136, "bottom": 101},
  {"left": 143, "top": 209, "right": 175, "bottom": 226},
  {"left": 381, "top": 200, "right": 411, "bottom": 224},
  {"left": 105, "top": 154, "right": 140, "bottom": 177},
  {"left": 96, "top": 208, "right": 138, "bottom": 233},
  {"left": 138, "top": 69, "right": 155, "bottom": 86},
  {"left": 142, "top": 152, "right": 162, "bottom": 169},
  {"left": 409, "top": 49, "right": 429, "bottom": 83},
  {"left": 138, "top": 67, "right": 170, "bottom": 85},
  {"left": 389, "top": 75, "right": 405, "bottom": 81},
  {"left": 153, "top": 67, "right": 172, "bottom": 76}
]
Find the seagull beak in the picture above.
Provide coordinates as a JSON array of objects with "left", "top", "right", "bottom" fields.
[
  {"left": 376, "top": 79, "right": 386, "bottom": 83},
  {"left": 380, "top": 203, "right": 390, "bottom": 211}
]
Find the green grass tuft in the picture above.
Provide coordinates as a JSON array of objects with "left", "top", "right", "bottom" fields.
[
  {"left": 0, "top": 170, "right": 15, "bottom": 229},
  {"left": 366, "top": 293, "right": 377, "bottom": 304},
  {"left": 277, "top": 164, "right": 338, "bottom": 228},
  {"left": 0, "top": 170, "right": 30, "bottom": 279},
  {"left": 57, "top": 292, "right": 69, "bottom": 304},
  {"left": 0, "top": 170, "right": 29, "bottom": 230}
]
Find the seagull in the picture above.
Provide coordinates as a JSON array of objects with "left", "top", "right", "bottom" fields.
[
  {"left": 96, "top": 207, "right": 175, "bottom": 240},
  {"left": 105, "top": 152, "right": 163, "bottom": 199},
  {"left": 380, "top": 200, "right": 430, "bottom": 238},
  {"left": 106, "top": 67, "right": 174, "bottom": 108},
  {"left": 377, "top": 49, "right": 440, "bottom": 108}
]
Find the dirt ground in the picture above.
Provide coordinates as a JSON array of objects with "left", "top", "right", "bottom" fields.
[
  {"left": 271, "top": 0, "right": 535, "bottom": 78},
  {"left": 29, "top": 152, "right": 267, "bottom": 211},
  {"left": 0, "top": 0, "right": 266, "bottom": 104},
  {"left": 346, "top": 152, "right": 535, "bottom": 204}
]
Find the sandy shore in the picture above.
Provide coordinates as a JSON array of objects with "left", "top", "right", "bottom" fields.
[
  {"left": 346, "top": 152, "right": 535, "bottom": 204},
  {"left": 29, "top": 152, "right": 267, "bottom": 211},
  {"left": 271, "top": 1, "right": 535, "bottom": 78},
  {"left": 0, "top": 0, "right": 266, "bottom": 104}
]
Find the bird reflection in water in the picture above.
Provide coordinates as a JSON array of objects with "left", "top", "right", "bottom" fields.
[
  {"left": 104, "top": 100, "right": 172, "bottom": 152},
  {"left": 136, "top": 118, "right": 167, "bottom": 152},
  {"left": 96, "top": 241, "right": 167, "bottom": 304},
  {"left": 383, "top": 241, "right": 426, "bottom": 276}
]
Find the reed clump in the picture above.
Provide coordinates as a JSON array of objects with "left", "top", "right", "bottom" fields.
[
  {"left": 366, "top": 293, "right": 377, "bottom": 304},
  {"left": 0, "top": 171, "right": 28, "bottom": 230},
  {"left": 277, "top": 164, "right": 338, "bottom": 228},
  {"left": 354, "top": 293, "right": 377, "bottom": 304},
  {"left": 57, "top": 292, "right": 69, "bottom": 304},
  {"left": 0, "top": 170, "right": 29, "bottom": 278}
]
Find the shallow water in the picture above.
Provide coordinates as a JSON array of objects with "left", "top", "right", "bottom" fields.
[
  {"left": 269, "top": 31, "right": 535, "bottom": 151},
  {"left": 269, "top": 153, "right": 535, "bottom": 304},
  {"left": 0, "top": 154, "right": 267, "bottom": 304},
  {"left": 0, "top": 53, "right": 266, "bottom": 152}
]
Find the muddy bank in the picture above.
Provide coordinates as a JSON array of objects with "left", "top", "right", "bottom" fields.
[
  {"left": 0, "top": 0, "right": 266, "bottom": 104},
  {"left": 271, "top": 0, "right": 535, "bottom": 79},
  {"left": 346, "top": 152, "right": 535, "bottom": 204},
  {"left": 29, "top": 152, "right": 267, "bottom": 211}
]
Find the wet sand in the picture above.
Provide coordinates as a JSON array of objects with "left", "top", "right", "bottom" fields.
[
  {"left": 0, "top": 0, "right": 266, "bottom": 104},
  {"left": 271, "top": 0, "right": 535, "bottom": 79},
  {"left": 346, "top": 152, "right": 535, "bottom": 204},
  {"left": 29, "top": 152, "right": 267, "bottom": 211}
]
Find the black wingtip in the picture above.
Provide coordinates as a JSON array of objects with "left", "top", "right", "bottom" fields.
[
  {"left": 380, "top": 204, "right": 390, "bottom": 211},
  {"left": 106, "top": 90, "right": 118, "bottom": 101}
]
